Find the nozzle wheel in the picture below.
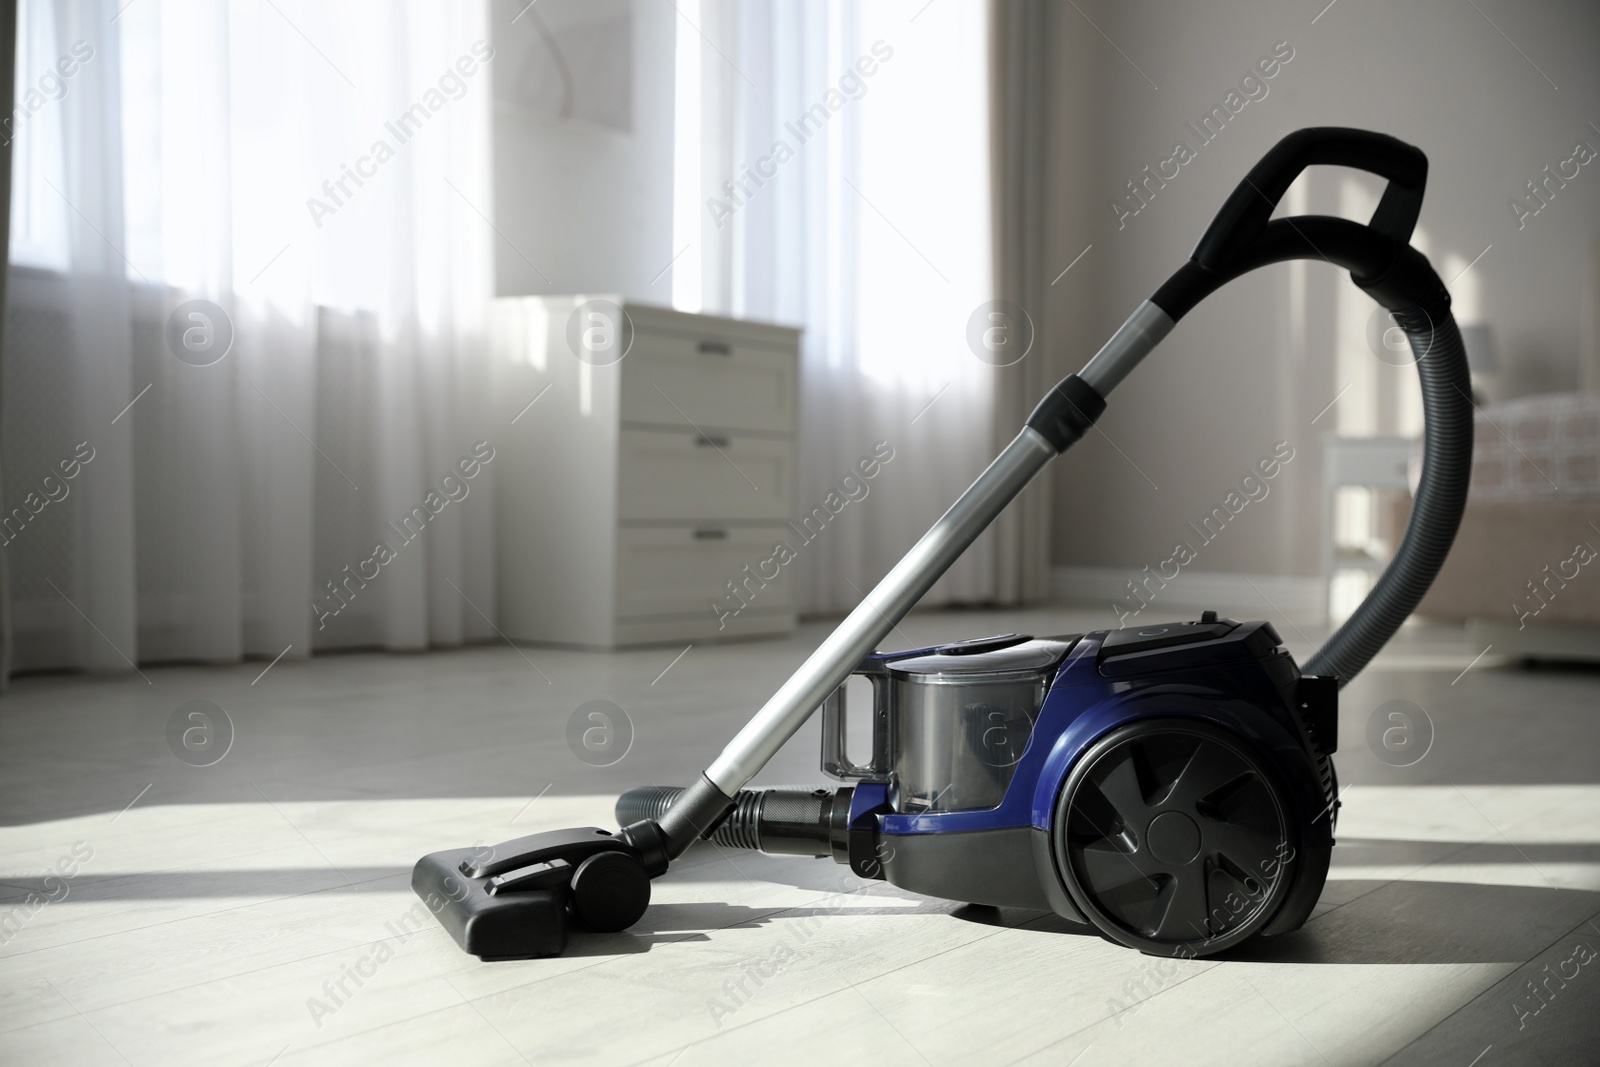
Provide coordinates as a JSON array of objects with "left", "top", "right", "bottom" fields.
[{"left": 570, "top": 851, "right": 651, "bottom": 932}]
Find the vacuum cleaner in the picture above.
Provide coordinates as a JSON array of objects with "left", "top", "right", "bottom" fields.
[{"left": 413, "top": 128, "right": 1472, "bottom": 959}]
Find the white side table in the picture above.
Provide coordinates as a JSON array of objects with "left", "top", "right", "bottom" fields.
[{"left": 1322, "top": 435, "right": 1417, "bottom": 619}]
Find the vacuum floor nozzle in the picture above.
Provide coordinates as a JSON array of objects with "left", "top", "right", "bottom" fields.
[{"left": 411, "top": 823, "right": 666, "bottom": 961}]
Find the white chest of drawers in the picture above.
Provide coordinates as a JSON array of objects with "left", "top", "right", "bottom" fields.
[{"left": 492, "top": 296, "right": 801, "bottom": 647}]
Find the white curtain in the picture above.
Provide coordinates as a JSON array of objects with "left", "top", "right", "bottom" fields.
[
  {"left": 3, "top": 0, "right": 496, "bottom": 674},
  {"left": 673, "top": 0, "right": 999, "bottom": 614}
]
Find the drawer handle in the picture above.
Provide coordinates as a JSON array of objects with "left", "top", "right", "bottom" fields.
[
  {"left": 697, "top": 340, "right": 732, "bottom": 356},
  {"left": 695, "top": 434, "right": 730, "bottom": 448},
  {"left": 694, "top": 528, "right": 729, "bottom": 540}
]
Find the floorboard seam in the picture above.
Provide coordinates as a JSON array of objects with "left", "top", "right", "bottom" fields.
[
  {"left": 1375, "top": 904, "right": 1600, "bottom": 1065},
  {"left": 614, "top": 917, "right": 1031, "bottom": 1067},
  {"left": 0, "top": 870, "right": 405, "bottom": 963}
]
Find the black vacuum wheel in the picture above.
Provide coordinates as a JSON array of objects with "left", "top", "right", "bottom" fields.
[
  {"left": 1054, "top": 719, "right": 1297, "bottom": 957},
  {"left": 569, "top": 851, "right": 651, "bottom": 932}
]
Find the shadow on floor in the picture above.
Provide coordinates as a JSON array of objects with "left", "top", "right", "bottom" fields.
[{"left": 11, "top": 858, "right": 1595, "bottom": 971}]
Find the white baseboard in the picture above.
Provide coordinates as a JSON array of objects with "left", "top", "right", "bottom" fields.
[{"left": 1051, "top": 565, "right": 1324, "bottom": 620}]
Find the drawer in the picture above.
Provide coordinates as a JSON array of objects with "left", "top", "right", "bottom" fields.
[
  {"left": 616, "top": 526, "right": 796, "bottom": 620},
  {"left": 620, "top": 329, "right": 796, "bottom": 434},
  {"left": 618, "top": 429, "right": 795, "bottom": 521}
]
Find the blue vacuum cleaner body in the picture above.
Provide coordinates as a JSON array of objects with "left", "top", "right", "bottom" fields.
[
  {"left": 414, "top": 127, "right": 1472, "bottom": 961},
  {"left": 619, "top": 616, "right": 1337, "bottom": 956}
]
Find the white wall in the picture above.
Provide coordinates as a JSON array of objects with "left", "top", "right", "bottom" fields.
[
  {"left": 490, "top": 0, "right": 677, "bottom": 300},
  {"left": 483, "top": 0, "right": 1600, "bottom": 591},
  {"left": 1047, "top": 0, "right": 1600, "bottom": 583}
]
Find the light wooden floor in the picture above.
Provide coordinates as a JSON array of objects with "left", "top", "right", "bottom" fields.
[{"left": 2, "top": 605, "right": 1597, "bottom": 1066}]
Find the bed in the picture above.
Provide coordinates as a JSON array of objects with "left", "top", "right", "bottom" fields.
[{"left": 1412, "top": 391, "right": 1600, "bottom": 660}]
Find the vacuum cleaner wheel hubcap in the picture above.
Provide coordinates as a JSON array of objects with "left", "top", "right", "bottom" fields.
[
  {"left": 1146, "top": 811, "right": 1202, "bottom": 865},
  {"left": 1055, "top": 719, "right": 1295, "bottom": 956}
]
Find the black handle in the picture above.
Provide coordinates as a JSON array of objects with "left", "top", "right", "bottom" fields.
[
  {"left": 1192, "top": 128, "right": 1427, "bottom": 271},
  {"left": 1141, "top": 127, "right": 1473, "bottom": 692},
  {"left": 697, "top": 340, "right": 731, "bottom": 356}
]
